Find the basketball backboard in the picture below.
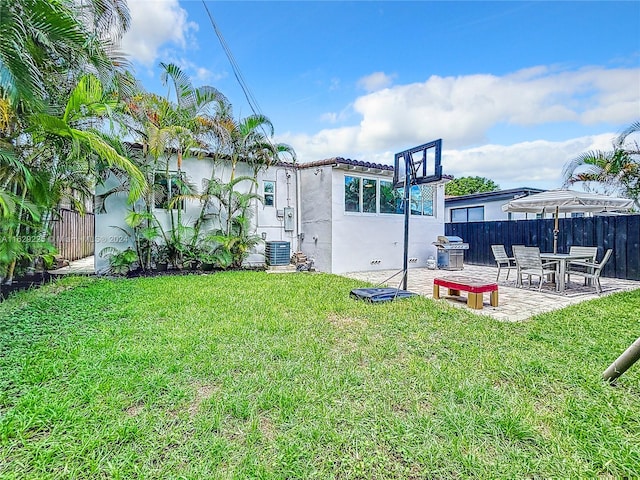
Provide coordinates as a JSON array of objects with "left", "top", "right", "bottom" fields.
[{"left": 393, "top": 139, "right": 442, "bottom": 188}]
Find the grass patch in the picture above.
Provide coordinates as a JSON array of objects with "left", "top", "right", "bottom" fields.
[{"left": 1, "top": 272, "right": 639, "bottom": 478}]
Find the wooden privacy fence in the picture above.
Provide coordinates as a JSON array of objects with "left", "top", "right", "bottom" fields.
[
  {"left": 445, "top": 214, "right": 640, "bottom": 281},
  {"left": 51, "top": 209, "right": 95, "bottom": 261}
]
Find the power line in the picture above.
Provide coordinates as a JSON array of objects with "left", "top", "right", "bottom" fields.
[{"left": 201, "top": 2, "right": 265, "bottom": 123}]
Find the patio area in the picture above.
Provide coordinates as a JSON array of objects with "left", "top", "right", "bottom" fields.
[{"left": 343, "top": 264, "right": 640, "bottom": 322}]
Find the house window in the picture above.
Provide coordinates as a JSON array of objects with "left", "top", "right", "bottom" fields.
[
  {"left": 154, "top": 172, "right": 185, "bottom": 210},
  {"left": 362, "top": 178, "right": 377, "bottom": 213},
  {"left": 344, "top": 175, "right": 431, "bottom": 215},
  {"left": 263, "top": 181, "right": 275, "bottom": 207},
  {"left": 396, "top": 185, "right": 435, "bottom": 216},
  {"left": 380, "top": 180, "right": 401, "bottom": 214},
  {"left": 451, "top": 206, "right": 484, "bottom": 222},
  {"left": 344, "top": 176, "right": 360, "bottom": 212}
]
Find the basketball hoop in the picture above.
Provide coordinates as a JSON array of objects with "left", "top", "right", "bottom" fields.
[
  {"left": 393, "top": 139, "right": 443, "bottom": 188},
  {"left": 394, "top": 139, "right": 443, "bottom": 291}
]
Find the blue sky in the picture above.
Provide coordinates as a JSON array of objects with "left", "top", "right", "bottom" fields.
[{"left": 120, "top": 1, "right": 640, "bottom": 190}]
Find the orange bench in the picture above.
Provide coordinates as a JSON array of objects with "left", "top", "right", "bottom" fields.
[{"left": 433, "top": 276, "right": 498, "bottom": 310}]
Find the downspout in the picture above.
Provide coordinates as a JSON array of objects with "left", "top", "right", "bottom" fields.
[{"left": 295, "top": 166, "right": 302, "bottom": 251}]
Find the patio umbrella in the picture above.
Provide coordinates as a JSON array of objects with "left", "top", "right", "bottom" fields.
[{"left": 501, "top": 189, "right": 634, "bottom": 253}]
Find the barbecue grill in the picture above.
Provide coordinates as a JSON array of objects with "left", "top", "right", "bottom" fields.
[{"left": 432, "top": 235, "right": 469, "bottom": 270}]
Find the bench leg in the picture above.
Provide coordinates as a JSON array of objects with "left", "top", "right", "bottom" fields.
[
  {"left": 467, "top": 292, "right": 483, "bottom": 309},
  {"left": 433, "top": 284, "right": 440, "bottom": 299},
  {"left": 448, "top": 288, "right": 461, "bottom": 296},
  {"left": 490, "top": 290, "right": 498, "bottom": 307}
]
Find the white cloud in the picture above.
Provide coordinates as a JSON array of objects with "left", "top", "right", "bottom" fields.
[
  {"left": 319, "top": 104, "right": 354, "bottom": 124},
  {"left": 441, "top": 134, "right": 616, "bottom": 190},
  {"left": 320, "top": 112, "right": 339, "bottom": 123},
  {"left": 352, "top": 66, "right": 638, "bottom": 151},
  {"left": 120, "top": 0, "right": 197, "bottom": 66},
  {"left": 277, "top": 65, "right": 638, "bottom": 189},
  {"left": 357, "top": 72, "right": 396, "bottom": 92},
  {"left": 277, "top": 131, "right": 617, "bottom": 191}
]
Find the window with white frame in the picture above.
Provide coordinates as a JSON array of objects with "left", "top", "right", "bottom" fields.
[
  {"left": 344, "top": 175, "right": 361, "bottom": 212},
  {"left": 263, "top": 180, "right": 275, "bottom": 207},
  {"left": 380, "top": 180, "right": 401, "bottom": 214},
  {"left": 395, "top": 184, "right": 435, "bottom": 216},
  {"left": 344, "top": 175, "right": 433, "bottom": 216}
]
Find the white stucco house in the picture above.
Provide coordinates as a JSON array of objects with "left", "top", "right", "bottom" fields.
[
  {"left": 297, "top": 157, "right": 448, "bottom": 273},
  {"left": 95, "top": 153, "right": 449, "bottom": 274}
]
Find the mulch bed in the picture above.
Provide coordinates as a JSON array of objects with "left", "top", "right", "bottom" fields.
[
  {"left": 1, "top": 266, "right": 269, "bottom": 301},
  {"left": 0, "top": 272, "right": 59, "bottom": 301}
]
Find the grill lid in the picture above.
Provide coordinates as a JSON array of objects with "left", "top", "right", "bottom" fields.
[
  {"left": 433, "top": 235, "right": 469, "bottom": 249},
  {"left": 436, "top": 235, "right": 463, "bottom": 243}
]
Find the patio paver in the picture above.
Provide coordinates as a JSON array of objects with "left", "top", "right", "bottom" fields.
[{"left": 342, "top": 264, "right": 640, "bottom": 322}]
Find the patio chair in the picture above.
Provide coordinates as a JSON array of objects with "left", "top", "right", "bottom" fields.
[
  {"left": 568, "top": 246, "right": 598, "bottom": 262},
  {"left": 567, "top": 246, "right": 599, "bottom": 276},
  {"left": 566, "top": 249, "right": 613, "bottom": 294},
  {"left": 491, "top": 245, "right": 517, "bottom": 281},
  {"left": 514, "top": 246, "right": 559, "bottom": 291}
]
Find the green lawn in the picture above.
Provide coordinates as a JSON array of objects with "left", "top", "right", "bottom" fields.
[{"left": 1, "top": 272, "right": 639, "bottom": 478}]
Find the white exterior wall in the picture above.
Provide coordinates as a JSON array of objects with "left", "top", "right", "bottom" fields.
[
  {"left": 95, "top": 154, "right": 446, "bottom": 275},
  {"left": 95, "top": 155, "right": 298, "bottom": 272},
  {"left": 445, "top": 199, "right": 532, "bottom": 222},
  {"left": 95, "top": 175, "right": 135, "bottom": 273},
  {"left": 299, "top": 165, "right": 333, "bottom": 272},
  {"left": 299, "top": 165, "right": 446, "bottom": 274}
]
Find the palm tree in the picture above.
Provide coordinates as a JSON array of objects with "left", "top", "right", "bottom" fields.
[
  {"left": 0, "top": 74, "right": 147, "bottom": 283},
  {"left": 105, "top": 64, "right": 230, "bottom": 266},
  {"left": 563, "top": 121, "right": 640, "bottom": 207},
  {"left": 197, "top": 176, "right": 264, "bottom": 268},
  {"left": 0, "top": 0, "right": 128, "bottom": 109},
  {"left": 217, "top": 113, "right": 295, "bottom": 181},
  {"left": 30, "top": 74, "right": 146, "bottom": 205}
]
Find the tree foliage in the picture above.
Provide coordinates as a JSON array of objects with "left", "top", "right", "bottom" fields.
[
  {"left": 0, "top": 0, "right": 295, "bottom": 279},
  {"left": 563, "top": 121, "right": 640, "bottom": 208},
  {"left": 445, "top": 176, "right": 500, "bottom": 196}
]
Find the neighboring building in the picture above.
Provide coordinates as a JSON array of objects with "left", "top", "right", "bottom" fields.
[
  {"left": 95, "top": 154, "right": 449, "bottom": 274},
  {"left": 445, "top": 188, "right": 547, "bottom": 223}
]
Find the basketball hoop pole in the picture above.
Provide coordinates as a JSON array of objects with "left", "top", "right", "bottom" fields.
[
  {"left": 393, "top": 139, "right": 443, "bottom": 292},
  {"left": 402, "top": 152, "right": 411, "bottom": 290}
]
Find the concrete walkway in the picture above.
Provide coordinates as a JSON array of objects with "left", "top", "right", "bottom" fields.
[
  {"left": 48, "top": 255, "right": 95, "bottom": 275},
  {"left": 343, "top": 264, "right": 640, "bottom": 322}
]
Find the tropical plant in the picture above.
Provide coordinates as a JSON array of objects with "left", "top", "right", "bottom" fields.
[
  {"left": 563, "top": 121, "right": 640, "bottom": 208},
  {"left": 153, "top": 243, "right": 171, "bottom": 267},
  {"left": 213, "top": 109, "right": 296, "bottom": 183},
  {"left": 113, "top": 63, "right": 230, "bottom": 265},
  {"left": 0, "top": 74, "right": 147, "bottom": 284},
  {"left": 0, "top": 0, "right": 130, "bottom": 109},
  {"left": 0, "top": 0, "right": 137, "bottom": 284},
  {"left": 122, "top": 210, "right": 162, "bottom": 271},
  {"left": 99, "top": 246, "right": 138, "bottom": 275},
  {"left": 199, "top": 177, "right": 264, "bottom": 268}
]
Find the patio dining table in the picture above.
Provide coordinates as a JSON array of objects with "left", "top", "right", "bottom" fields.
[{"left": 540, "top": 252, "right": 595, "bottom": 293}]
